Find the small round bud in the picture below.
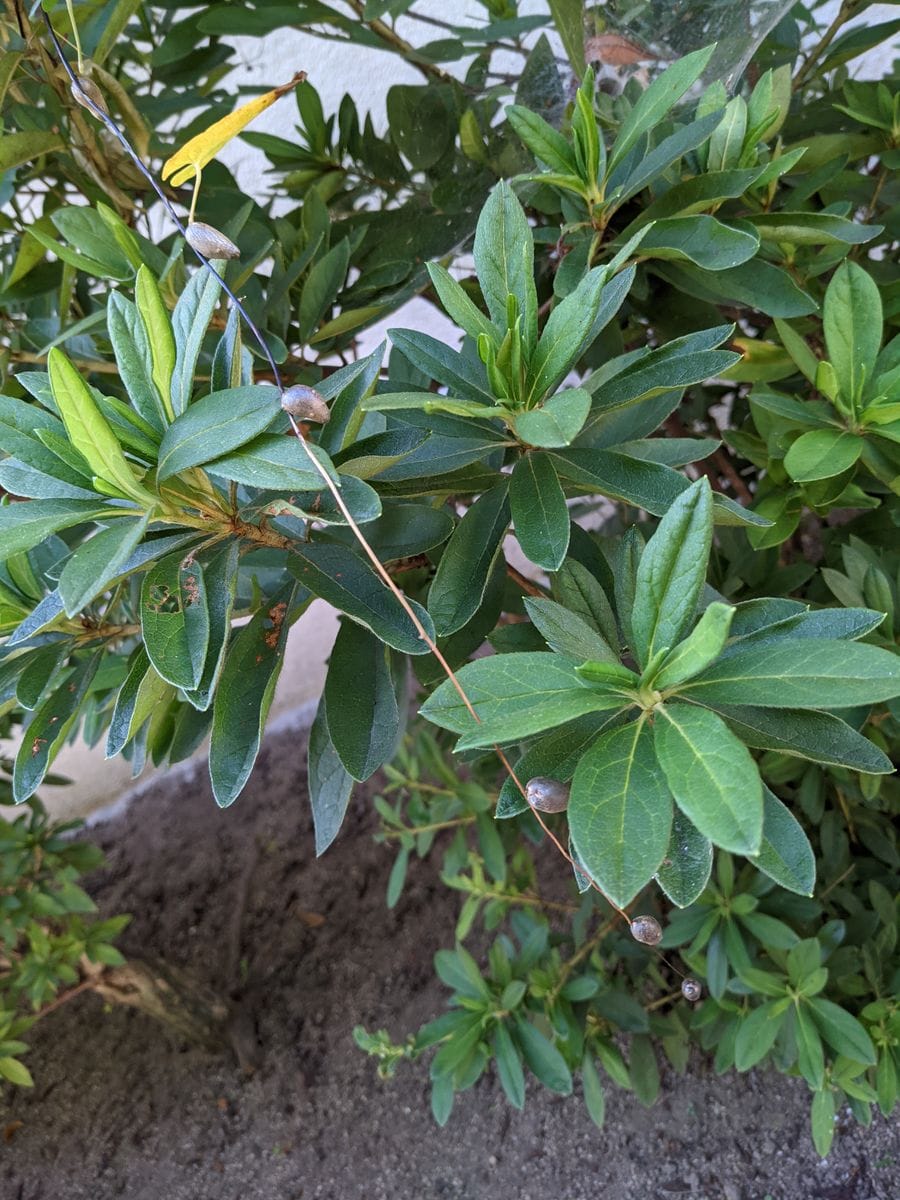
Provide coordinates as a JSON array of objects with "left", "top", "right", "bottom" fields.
[
  {"left": 681, "top": 978, "right": 702, "bottom": 1002},
  {"left": 71, "top": 76, "right": 108, "bottom": 116},
  {"left": 185, "top": 221, "right": 240, "bottom": 261},
  {"left": 281, "top": 385, "right": 330, "bottom": 424},
  {"left": 630, "top": 915, "right": 662, "bottom": 945},
  {"left": 525, "top": 776, "right": 569, "bottom": 813}
]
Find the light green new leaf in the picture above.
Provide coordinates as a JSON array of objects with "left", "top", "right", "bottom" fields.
[
  {"left": 510, "top": 453, "right": 570, "bottom": 571},
  {"left": 47, "top": 349, "right": 153, "bottom": 504},
  {"left": 513, "top": 389, "right": 591, "bottom": 448},
  {"left": 784, "top": 428, "right": 863, "bottom": 483},
  {"left": 653, "top": 602, "right": 735, "bottom": 690},
  {"left": 569, "top": 719, "right": 673, "bottom": 908},
  {"left": 135, "top": 266, "right": 176, "bottom": 422},
  {"left": 473, "top": 183, "right": 537, "bottom": 352},
  {"left": 823, "top": 261, "right": 882, "bottom": 405},
  {"left": 653, "top": 702, "right": 763, "bottom": 854},
  {"left": 427, "top": 262, "right": 497, "bottom": 343},
  {"left": 631, "top": 478, "right": 713, "bottom": 667}
]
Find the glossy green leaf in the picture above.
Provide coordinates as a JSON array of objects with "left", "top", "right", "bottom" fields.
[
  {"left": 609, "top": 46, "right": 715, "bottom": 171},
  {"left": 206, "top": 433, "right": 331, "bottom": 492},
  {"left": 524, "top": 596, "right": 617, "bottom": 664},
  {"left": 655, "top": 808, "right": 712, "bottom": 907},
  {"left": 107, "top": 292, "right": 167, "bottom": 433},
  {"left": 510, "top": 453, "right": 569, "bottom": 571},
  {"left": 170, "top": 265, "right": 221, "bottom": 416},
  {"left": 473, "top": 183, "right": 537, "bottom": 352},
  {"left": 324, "top": 619, "right": 402, "bottom": 781},
  {"left": 681, "top": 640, "right": 900, "bottom": 708},
  {"left": 493, "top": 1023, "right": 526, "bottom": 1110},
  {"left": 58, "top": 514, "right": 151, "bottom": 616},
  {"left": 749, "top": 787, "right": 815, "bottom": 896},
  {"left": 428, "top": 483, "right": 509, "bottom": 636},
  {"left": 637, "top": 216, "right": 759, "bottom": 271},
  {"left": 208, "top": 583, "right": 297, "bottom": 807},
  {"left": 823, "top": 261, "right": 882, "bottom": 404},
  {"left": 495, "top": 713, "right": 613, "bottom": 818},
  {"left": 569, "top": 719, "right": 673, "bottom": 908},
  {"left": 784, "top": 429, "right": 863, "bottom": 483},
  {"left": 712, "top": 705, "right": 893, "bottom": 774},
  {"left": 182, "top": 542, "right": 240, "bottom": 712},
  {"left": 631, "top": 478, "right": 713, "bottom": 667},
  {"left": 653, "top": 702, "right": 763, "bottom": 854},
  {"left": 308, "top": 693, "right": 354, "bottom": 856},
  {"left": 156, "top": 385, "right": 280, "bottom": 480},
  {"left": 515, "top": 1018, "right": 572, "bottom": 1095},
  {"left": 0, "top": 499, "right": 115, "bottom": 561},
  {"left": 421, "top": 652, "right": 625, "bottom": 748},
  {"left": 750, "top": 212, "right": 881, "bottom": 245},
  {"left": 289, "top": 543, "right": 435, "bottom": 654},
  {"left": 13, "top": 653, "right": 102, "bottom": 802},
  {"left": 809, "top": 998, "right": 876, "bottom": 1065},
  {"left": 140, "top": 550, "right": 210, "bottom": 690},
  {"left": 135, "top": 266, "right": 176, "bottom": 422}
]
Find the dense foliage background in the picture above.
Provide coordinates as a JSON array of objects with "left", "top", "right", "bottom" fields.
[{"left": 0, "top": 0, "right": 897, "bottom": 1155}]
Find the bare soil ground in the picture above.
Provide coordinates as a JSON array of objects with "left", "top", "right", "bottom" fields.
[{"left": 3, "top": 718, "right": 898, "bottom": 1200}]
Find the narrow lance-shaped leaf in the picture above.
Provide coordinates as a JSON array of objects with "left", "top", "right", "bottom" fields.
[
  {"left": 510, "top": 453, "right": 570, "bottom": 572},
  {"left": 428, "top": 483, "right": 509, "bottom": 636},
  {"left": 631, "top": 478, "right": 713, "bottom": 667},
  {"left": 209, "top": 583, "right": 298, "bottom": 807},
  {"left": 324, "top": 619, "right": 401, "bottom": 781},
  {"left": 680, "top": 640, "right": 900, "bottom": 708},
  {"left": 308, "top": 694, "right": 354, "bottom": 856},
  {"left": 14, "top": 654, "right": 102, "bottom": 803},
  {"left": 47, "top": 349, "right": 153, "bottom": 505}
]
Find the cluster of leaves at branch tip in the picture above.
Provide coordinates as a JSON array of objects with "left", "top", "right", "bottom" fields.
[{"left": 1, "top": 0, "right": 898, "bottom": 1156}]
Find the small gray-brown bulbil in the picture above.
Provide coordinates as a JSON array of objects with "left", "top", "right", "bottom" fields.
[
  {"left": 630, "top": 915, "right": 663, "bottom": 945},
  {"left": 681, "top": 978, "right": 702, "bottom": 1002},
  {"left": 281, "top": 385, "right": 330, "bottom": 424},
  {"left": 71, "top": 76, "right": 108, "bottom": 116},
  {"left": 185, "top": 221, "right": 240, "bottom": 261},
  {"left": 524, "top": 777, "right": 569, "bottom": 813}
]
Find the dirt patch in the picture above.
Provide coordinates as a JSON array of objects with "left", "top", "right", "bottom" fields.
[{"left": 3, "top": 720, "right": 898, "bottom": 1200}]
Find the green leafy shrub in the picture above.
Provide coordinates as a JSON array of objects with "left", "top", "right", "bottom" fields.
[{"left": 0, "top": 0, "right": 897, "bottom": 1155}]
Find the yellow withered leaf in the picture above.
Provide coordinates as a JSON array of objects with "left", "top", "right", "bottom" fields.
[{"left": 161, "top": 71, "right": 306, "bottom": 187}]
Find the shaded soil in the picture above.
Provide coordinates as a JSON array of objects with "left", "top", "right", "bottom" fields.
[{"left": 3, "top": 719, "right": 898, "bottom": 1200}]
